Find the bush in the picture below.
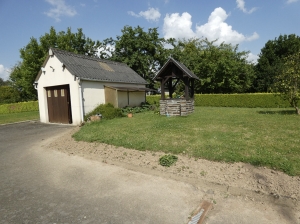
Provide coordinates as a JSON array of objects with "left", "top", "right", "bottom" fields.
[
  {"left": 146, "top": 95, "right": 160, "bottom": 107},
  {"left": 0, "top": 101, "right": 39, "bottom": 114},
  {"left": 0, "top": 86, "right": 21, "bottom": 104},
  {"left": 121, "top": 102, "right": 155, "bottom": 115},
  {"left": 84, "top": 103, "right": 123, "bottom": 121},
  {"left": 146, "top": 93, "right": 290, "bottom": 108}
]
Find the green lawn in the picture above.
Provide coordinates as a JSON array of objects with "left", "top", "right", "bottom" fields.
[
  {"left": 0, "top": 111, "right": 39, "bottom": 124},
  {"left": 73, "top": 107, "right": 300, "bottom": 176}
]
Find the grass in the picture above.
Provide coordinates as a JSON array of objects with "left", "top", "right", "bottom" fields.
[
  {"left": 0, "top": 111, "right": 39, "bottom": 124},
  {"left": 73, "top": 107, "right": 300, "bottom": 176}
]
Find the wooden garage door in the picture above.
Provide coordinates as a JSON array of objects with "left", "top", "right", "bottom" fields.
[{"left": 46, "top": 85, "right": 72, "bottom": 124}]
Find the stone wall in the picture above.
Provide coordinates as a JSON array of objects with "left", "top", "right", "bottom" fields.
[{"left": 159, "top": 99, "right": 194, "bottom": 116}]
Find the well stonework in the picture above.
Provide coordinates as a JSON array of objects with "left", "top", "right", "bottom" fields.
[{"left": 159, "top": 99, "right": 194, "bottom": 116}]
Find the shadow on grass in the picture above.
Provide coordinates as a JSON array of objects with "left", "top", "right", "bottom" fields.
[{"left": 257, "top": 110, "right": 296, "bottom": 115}]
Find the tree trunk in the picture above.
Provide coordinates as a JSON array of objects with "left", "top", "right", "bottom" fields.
[{"left": 296, "top": 107, "right": 300, "bottom": 115}]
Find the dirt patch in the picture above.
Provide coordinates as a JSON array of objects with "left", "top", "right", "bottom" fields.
[{"left": 46, "top": 127, "right": 300, "bottom": 219}]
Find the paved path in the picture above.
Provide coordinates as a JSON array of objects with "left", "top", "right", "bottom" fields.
[{"left": 0, "top": 121, "right": 298, "bottom": 224}]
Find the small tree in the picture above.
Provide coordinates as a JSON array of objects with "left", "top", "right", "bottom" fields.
[{"left": 272, "top": 52, "right": 300, "bottom": 114}]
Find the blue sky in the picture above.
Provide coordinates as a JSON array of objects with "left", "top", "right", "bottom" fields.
[{"left": 0, "top": 0, "right": 300, "bottom": 80}]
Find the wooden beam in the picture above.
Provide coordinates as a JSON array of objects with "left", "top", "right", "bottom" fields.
[
  {"left": 190, "top": 79, "right": 195, "bottom": 98},
  {"left": 168, "top": 78, "right": 173, "bottom": 98},
  {"left": 161, "top": 79, "right": 165, "bottom": 100},
  {"left": 184, "top": 77, "right": 189, "bottom": 100}
]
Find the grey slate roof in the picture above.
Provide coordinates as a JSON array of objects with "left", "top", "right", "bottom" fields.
[
  {"left": 154, "top": 57, "right": 199, "bottom": 80},
  {"left": 37, "top": 48, "right": 148, "bottom": 84}
]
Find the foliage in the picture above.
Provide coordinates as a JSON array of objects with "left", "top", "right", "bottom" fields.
[
  {"left": 0, "top": 101, "right": 38, "bottom": 114},
  {"left": 84, "top": 103, "right": 123, "bottom": 121},
  {"left": 0, "top": 78, "right": 10, "bottom": 86},
  {"left": 73, "top": 107, "right": 300, "bottom": 176},
  {"left": 0, "top": 86, "right": 21, "bottom": 104},
  {"left": 121, "top": 102, "right": 155, "bottom": 115},
  {"left": 9, "top": 27, "right": 101, "bottom": 101},
  {"left": 159, "top": 154, "right": 178, "bottom": 167},
  {"left": 146, "top": 95, "right": 160, "bottom": 107},
  {"left": 0, "top": 111, "right": 39, "bottom": 124},
  {"left": 255, "top": 34, "right": 300, "bottom": 92},
  {"left": 272, "top": 52, "right": 300, "bottom": 114},
  {"left": 169, "top": 38, "right": 255, "bottom": 93},
  {"left": 146, "top": 93, "right": 290, "bottom": 108},
  {"left": 194, "top": 94, "right": 289, "bottom": 108},
  {"left": 103, "top": 26, "right": 170, "bottom": 87}
]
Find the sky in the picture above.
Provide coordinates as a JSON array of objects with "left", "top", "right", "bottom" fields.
[{"left": 0, "top": 0, "right": 300, "bottom": 81}]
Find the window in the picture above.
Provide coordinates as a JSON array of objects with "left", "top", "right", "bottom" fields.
[
  {"left": 61, "top": 89, "right": 65, "bottom": 97},
  {"left": 54, "top": 90, "right": 58, "bottom": 97},
  {"left": 47, "top": 90, "right": 51, "bottom": 97}
]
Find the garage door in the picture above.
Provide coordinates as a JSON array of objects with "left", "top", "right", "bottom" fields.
[{"left": 46, "top": 85, "right": 72, "bottom": 124}]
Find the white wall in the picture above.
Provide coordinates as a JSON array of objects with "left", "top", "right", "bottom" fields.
[
  {"left": 82, "top": 81, "right": 146, "bottom": 113},
  {"left": 81, "top": 81, "right": 105, "bottom": 115},
  {"left": 37, "top": 55, "right": 82, "bottom": 125}
]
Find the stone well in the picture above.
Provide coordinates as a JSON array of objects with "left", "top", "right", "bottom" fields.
[{"left": 159, "top": 99, "right": 194, "bottom": 116}]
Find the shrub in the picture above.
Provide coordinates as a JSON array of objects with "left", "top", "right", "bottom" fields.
[
  {"left": 0, "top": 86, "right": 21, "bottom": 104},
  {"left": 0, "top": 101, "right": 39, "bottom": 114},
  {"left": 146, "top": 93, "right": 290, "bottom": 108},
  {"left": 84, "top": 103, "right": 123, "bottom": 121},
  {"left": 146, "top": 95, "right": 160, "bottom": 107},
  {"left": 121, "top": 102, "right": 155, "bottom": 115}
]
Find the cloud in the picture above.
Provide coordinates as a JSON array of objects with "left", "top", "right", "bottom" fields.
[
  {"left": 246, "top": 52, "right": 259, "bottom": 64},
  {"left": 128, "top": 7, "right": 161, "bottom": 22},
  {"left": 0, "top": 64, "right": 10, "bottom": 81},
  {"left": 236, "top": 0, "right": 257, "bottom": 14},
  {"left": 163, "top": 12, "right": 196, "bottom": 39},
  {"left": 44, "top": 0, "right": 77, "bottom": 22},
  {"left": 286, "top": 0, "right": 299, "bottom": 3},
  {"left": 163, "top": 8, "right": 259, "bottom": 46}
]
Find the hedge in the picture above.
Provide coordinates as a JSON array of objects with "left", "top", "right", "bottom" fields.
[
  {"left": 0, "top": 101, "right": 39, "bottom": 114},
  {"left": 146, "top": 93, "right": 290, "bottom": 108}
]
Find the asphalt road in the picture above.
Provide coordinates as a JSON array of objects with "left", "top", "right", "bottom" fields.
[{"left": 0, "top": 122, "right": 199, "bottom": 224}]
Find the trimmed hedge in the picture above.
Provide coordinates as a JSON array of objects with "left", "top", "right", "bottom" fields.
[
  {"left": 146, "top": 93, "right": 290, "bottom": 108},
  {"left": 0, "top": 101, "right": 39, "bottom": 114}
]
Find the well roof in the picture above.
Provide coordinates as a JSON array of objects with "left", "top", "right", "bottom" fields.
[{"left": 153, "top": 57, "right": 199, "bottom": 80}]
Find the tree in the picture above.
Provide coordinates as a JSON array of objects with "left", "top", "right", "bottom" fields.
[
  {"left": 169, "top": 38, "right": 255, "bottom": 93},
  {"left": 255, "top": 34, "right": 300, "bottom": 92},
  {"left": 9, "top": 27, "right": 101, "bottom": 101},
  {"left": 272, "top": 52, "right": 300, "bottom": 114},
  {"left": 0, "top": 78, "right": 9, "bottom": 86},
  {"left": 106, "top": 26, "right": 170, "bottom": 87},
  {"left": 0, "top": 86, "right": 21, "bottom": 104}
]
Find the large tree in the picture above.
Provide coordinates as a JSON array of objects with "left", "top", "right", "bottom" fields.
[
  {"left": 169, "top": 38, "right": 255, "bottom": 93},
  {"left": 272, "top": 51, "right": 300, "bottom": 114},
  {"left": 9, "top": 27, "right": 101, "bottom": 101},
  {"left": 255, "top": 34, "right": 300, "bottom": 92},
  {"left": 105, "top": 26, "right": 170, "bottom": 87}
]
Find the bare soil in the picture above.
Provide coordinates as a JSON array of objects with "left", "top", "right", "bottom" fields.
[{"left": 46, "top": 127, "right": 300, "bottom": 222}]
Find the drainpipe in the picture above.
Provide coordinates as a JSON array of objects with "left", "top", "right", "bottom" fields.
[{"left": 78, "top": 78, "right": 84, "bottom": 123}]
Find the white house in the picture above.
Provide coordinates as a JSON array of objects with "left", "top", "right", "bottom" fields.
[{"left": 35, "top": 48, "right": 149, "bottom": 125}]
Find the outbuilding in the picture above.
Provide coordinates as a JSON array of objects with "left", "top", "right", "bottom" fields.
[{"left": 35, "top": 48, "right": 148, "bottom": 125}]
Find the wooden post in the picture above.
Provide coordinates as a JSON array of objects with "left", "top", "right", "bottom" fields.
[
  {"left": 168, "top": 78, "right": 173, "bottom": 98},
  {"left": 161, "top": 79, "right": 165, "bottom": 100},
  {"left": 184, "top": 77, "right": 189, "bottom": 100},
  {"left": 190, "top": 79, "right": 195, "bottom": 98}
]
